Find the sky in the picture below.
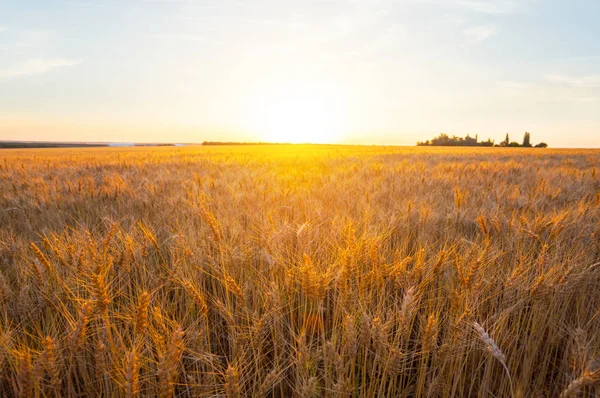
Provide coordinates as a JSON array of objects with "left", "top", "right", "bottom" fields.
[{"left": 0, "top": 0, "right": 599, "bottom": 147}]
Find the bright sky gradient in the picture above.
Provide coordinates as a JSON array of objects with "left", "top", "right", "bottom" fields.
[{"left": 1, "top": 0, "right": 599, "bottom": 147}]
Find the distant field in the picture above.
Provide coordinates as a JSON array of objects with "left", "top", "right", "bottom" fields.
[{"left": 0, "top": 145, "right": 599, "bottom": 397}]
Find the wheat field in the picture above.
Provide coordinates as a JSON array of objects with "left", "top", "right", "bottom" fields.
[{"left": 0, "top": 145, "right": 599, "bottom": 397}]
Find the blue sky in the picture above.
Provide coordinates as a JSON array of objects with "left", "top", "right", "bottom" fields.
[{"left": 0, "top": 0, "right": 599, "bottom": 146}]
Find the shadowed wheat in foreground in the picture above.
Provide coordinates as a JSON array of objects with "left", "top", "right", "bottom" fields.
[{"left": 0, "top": 145, "right": 599, "bottom": 397}]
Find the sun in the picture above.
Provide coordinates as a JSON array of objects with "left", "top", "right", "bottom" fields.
[{"left": 247, "top": 81, "right": 348, "bottom": 144}]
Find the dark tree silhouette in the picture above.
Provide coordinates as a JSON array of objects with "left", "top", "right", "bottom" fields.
[
  {"left": 418, "top": 132, "right": 548, "bottom": 148},
  {"left": 523, "top": 132, "right": 532, "bottom": 147},
  {"left": 417, "top": 134, "right": 494, "bottom": 147}
]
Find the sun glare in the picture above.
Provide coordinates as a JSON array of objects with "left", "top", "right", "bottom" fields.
[{"left": 248, "top": 81, "right": 348, "bottom": 144}]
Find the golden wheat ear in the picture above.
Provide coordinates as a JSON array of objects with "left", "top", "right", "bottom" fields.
[
  {"left": 560, "top": 365, "right": 600, "bottom": 398},
  {"left": 224, "top": 364, "right": 241, "bottom": 398},
  {"left": 123, "top": 347, "right": 141, "bottom": 398}
]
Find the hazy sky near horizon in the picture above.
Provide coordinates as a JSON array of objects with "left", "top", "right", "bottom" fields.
[{"left": 1, "top": 0, "right": 599, "bottom": 147}]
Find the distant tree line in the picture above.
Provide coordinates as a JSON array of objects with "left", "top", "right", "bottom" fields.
[
  {"left": 0, "top": 141, "right": 107, "bottom": 149},
  {"left": 417, "top": 132, "right": 548, "bottom": 148}
]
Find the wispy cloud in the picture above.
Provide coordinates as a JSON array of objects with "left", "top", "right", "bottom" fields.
[
  {"left": 408, "top": 0, "right": 529, "bottom": 14},
  {"left": 497, "top": 73, "right": 600, "bottom": 103},
  {"left": 462, "top": 25, "right": 495, "bottom": 46},
  {"left": 59, "top": 1, "right": 135, "bottom": 11},
  {"left": 544, "top": 74, "right": 600, "bottom": 89},
  {"left": 0, "top": 26, "right": 6, "bottom": 34},
  {"left": 153, "top": 33, "right": 209, "bottom": 42},
  {"left": 0, "top": 58, "right": 81, "bottom": 80},
  {"left": 451, "top": 0, "right": 521, "bottom": 14}
]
